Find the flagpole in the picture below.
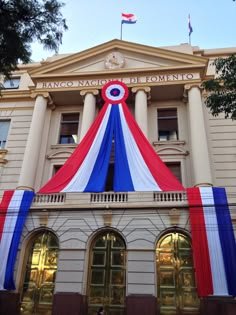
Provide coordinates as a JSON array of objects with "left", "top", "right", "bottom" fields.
[
  {"left": 120, "top": 21, "right": 123, "bottom": 40},
  {"left": 189, "top": 34, "right": 191, "bottom": 45}
]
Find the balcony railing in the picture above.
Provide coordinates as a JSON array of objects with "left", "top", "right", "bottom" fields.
[{"left": 31, "top": 191, "right": 188, "bottom": 210}]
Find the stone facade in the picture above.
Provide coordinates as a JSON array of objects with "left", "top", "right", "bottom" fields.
[{"left": 0, "top": 40, "right": 236, "bottom": 315}]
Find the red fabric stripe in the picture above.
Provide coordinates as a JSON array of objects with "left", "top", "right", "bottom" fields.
[
  {"left": 39, "top": 103, "right": 110, "bottom": 193},
  {"left": 121, "top": 103, "right": 184, "bottom": 191},
  {"left": 0, "top": 190, "right": 14, "bottom": 242},
  {"left": 122, "top": 13, "right": 134, "bottom": 18},
  {"left": 187, "top": 188, "right": 213, "bottom": 297}
]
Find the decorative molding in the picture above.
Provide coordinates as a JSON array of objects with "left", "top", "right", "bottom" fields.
[
  {"left": 152, "top": 141, "right": 189, "bottom": 157},
  {"left": 47, "top": 148, "right": 75, "bottom": 160},
  {"left": 39, "top": 209, "right": 49, "bottom": 226},
  {"left": 153, "top": 140, "right": 185, "bottom": 146},
  {"left": 169, "top": 208, "right": 180, "bottom": 225},
  {"left": 103, "top": 209, "right": 113, "bottom": 226},
  {"left": 0, "top": 149, "right": 8, "bottom": 165}
]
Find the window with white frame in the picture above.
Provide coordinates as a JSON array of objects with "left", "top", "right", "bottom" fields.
[
  {"left": 59, "top": 113, "right": 80, "bottom": 144},
  {"left": 157, "top": 108, "right": 178, "bottom": 141},
  {"left": 0, "top": 120, "right": 10, "bottom": 149}
]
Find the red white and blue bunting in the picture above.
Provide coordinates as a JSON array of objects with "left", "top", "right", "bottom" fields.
[
  {"left": 187, "top": 187, "right": 236, "bottom": 297},
  {"left": 39, "top": 81, "right": 184, "bottom": 193},
  {"left": 0, "top": 190, "right": 35, "bottom": 290}
]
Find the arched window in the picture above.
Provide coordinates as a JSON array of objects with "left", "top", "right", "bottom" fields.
[
  {"left": 20, "top": 231, "right": 59, "bottom": 315},
  {"left": 87, "top": 231, "right": 126, "bottom": 315},
  {"left": 156, "top": 231, "right": 199, "bottom": 315}
]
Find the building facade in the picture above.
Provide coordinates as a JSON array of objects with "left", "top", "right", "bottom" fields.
[{"left": 0, "top": 40, "right": 236, "bottom": 315}]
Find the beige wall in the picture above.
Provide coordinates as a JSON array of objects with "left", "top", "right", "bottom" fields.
[{"left": 0, "top": 101, "right": 34, "bottom": 196}]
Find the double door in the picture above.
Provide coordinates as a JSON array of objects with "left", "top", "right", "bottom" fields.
[
  {"left": 88, "top": 232, "right": 126, "bottom": 315},
  {"left": 156, "top": 232, "right": 199, "bottom": 315},
  {"left": 20, "top": 231, "right": 58, "bottom": 315}
]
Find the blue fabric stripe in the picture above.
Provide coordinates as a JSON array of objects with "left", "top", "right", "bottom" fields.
[
  {"left": 4, "top": 191, "right": 35, "bottom": 290},
  {"left": 113, "top": 106, "right": 134, "bottom": 191},
  {"left": 213, "top": 187, "right": 236, "bottom": 295},
  {"left": 84, "top": 106, "right": 114, "bottom": 192}
]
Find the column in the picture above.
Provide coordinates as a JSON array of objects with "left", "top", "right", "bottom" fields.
[
  {"left": 17, "top": 94, "right": 49, "bottom": 190},
  {"left": 131, "top": 86, "right": 150, "bottom": 138},
  {"left": 79, "top": 89, "right": 98, "bottom": 141},
  {"left": 186, "top": 84, "right": 213, "bottom": 186}
]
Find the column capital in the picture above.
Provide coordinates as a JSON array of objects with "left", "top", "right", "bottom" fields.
[
  {"left": 30, "top": 91, "right": 51, "bottom": 100},
  {"left": 184, "top": 83, "right": 203, "bottom": 92},
  {"left": 131, "top": 86, "right": 151, "bottom": 94},
  {"left": 30, "top": 92, "right": 55, "bottom": 109},
  {"left": 80, "top": 89, "right": 99, "bottom": 97}
]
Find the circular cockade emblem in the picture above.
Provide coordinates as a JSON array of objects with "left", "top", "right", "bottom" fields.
[
  {"left": 102, "top": 81, "right": 129, "bottom": 104},
  {"left": 104, "top": 52, "right": 125, "bottom": 69}
]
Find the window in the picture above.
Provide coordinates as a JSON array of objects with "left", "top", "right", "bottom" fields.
[
  {"left": 157, "top": 108, "right": 178, "bottom": 141},
  {"left": 53, "top": 165, "right": 62, "bottom": 176},
  {"left": 165, "top": 162, "right": 182, "bottom": 183},
  {"left": 59, "top": 113, "right": 80, "bottom": 144},
  {"left": 2, "top": 77, "right": 20, "bottom": 89},
  {"left": 0, "top": 120, "right": 10, "bottom": 149},
  {"left": 105, "top": 163, "right": 114, "bottom": 191}
]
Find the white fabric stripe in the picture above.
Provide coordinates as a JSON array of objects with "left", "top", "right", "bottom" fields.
[
  {"left": 118, "top": 104, "right": 161, "bottom": 191},
  {"left": 200, "top": 187, "right": 228, "bottom": 295},
  {"left": 62, "top": 105, "right": 112, "bottom": 192},
  {"left": 0, "top": 190, "right": 24, "bottom": 290}
]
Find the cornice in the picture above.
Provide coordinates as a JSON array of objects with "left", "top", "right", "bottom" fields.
[
  {"left": 30, "top": 63, "right": 207, "bottom": 81},
  {"left": 0, "top": 90, "right": 32, "bottom": 101},
  {"left": 28, "top": 39, "right": 208, "bottom": 76}
]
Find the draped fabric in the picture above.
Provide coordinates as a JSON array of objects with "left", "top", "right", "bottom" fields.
[
  {"left": 0, "top": 190, "right": 35, "bottom": 290},
  {"left": 39, "top": 101, "right": 184, "bottom": 193},
  {"left": 187, "top": 187, "right": 236, "bottom": 297}
]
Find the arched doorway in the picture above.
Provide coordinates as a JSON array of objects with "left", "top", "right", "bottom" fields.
[
  {"left": 20, "top": 231, "right": 59, "bottom": 315},
  {"left": 87, "top": 231, "right": 126, "bottom": 315},
  {"left": 156, "top": 231, "right": 199, "bottom": 315}
]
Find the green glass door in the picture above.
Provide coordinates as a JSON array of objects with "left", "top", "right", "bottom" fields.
[
  {"left": 156, "top": 232, "right": 199, "bottom": 315},
  {"left": 20, "top": 231, "right": 58, "bottom": 315},
  {"left": 88, "top": 232, "right": 126, "bottom": 315}
]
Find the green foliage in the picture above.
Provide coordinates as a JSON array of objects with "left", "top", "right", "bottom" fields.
[
  {"left": 0, "top": 0, "right": 67, "bottom": 77},
  {"left": 202, "top": 55, "right": 236, "bottom": 120}
]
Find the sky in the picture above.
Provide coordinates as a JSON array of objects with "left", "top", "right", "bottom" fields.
[{"left": 31, "top": 0, "right": 236, "bottom": 62}]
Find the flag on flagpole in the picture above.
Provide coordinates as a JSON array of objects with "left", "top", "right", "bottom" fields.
[
  {"left": 121, "top": 13, "right": 137, "bottom": 24},
  {"left": 188, "top": 14, "right": 193, "bottom": 36}
]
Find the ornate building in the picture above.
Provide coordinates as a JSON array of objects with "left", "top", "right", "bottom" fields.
[{"left": 0, "top": 40, "right": 236, "bottom": 315}]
